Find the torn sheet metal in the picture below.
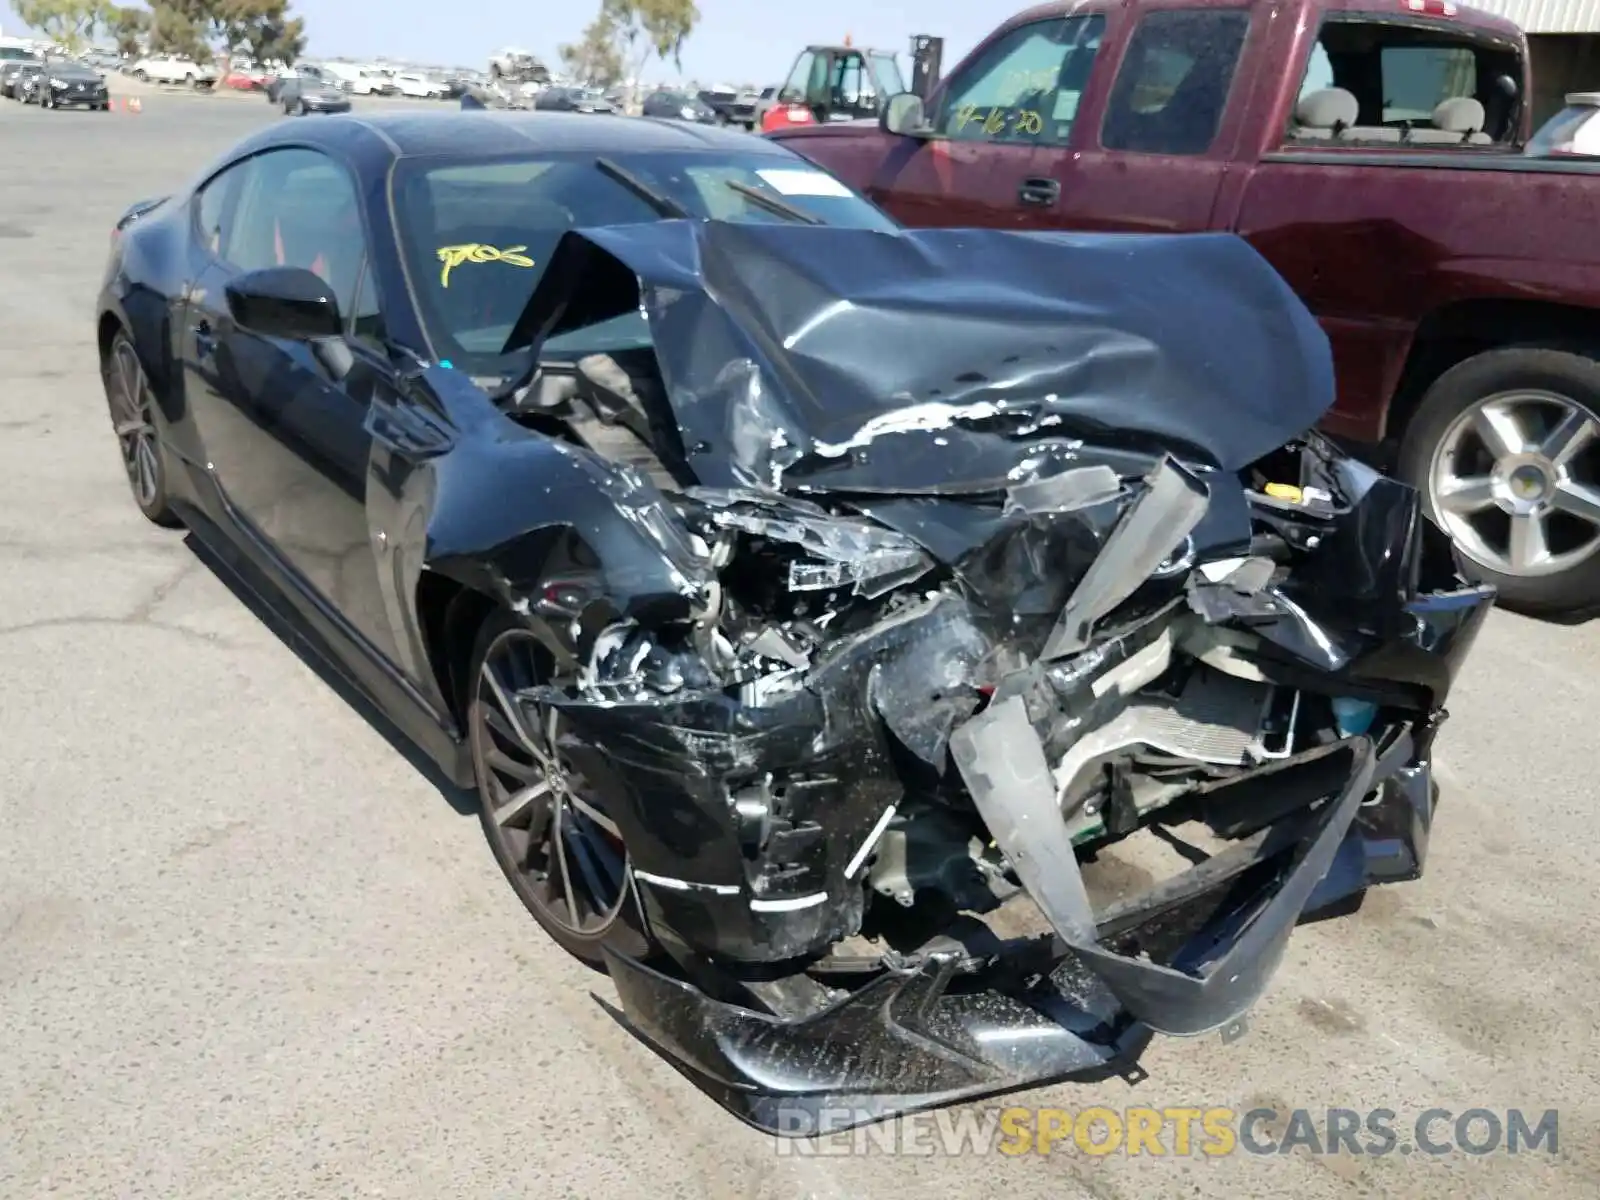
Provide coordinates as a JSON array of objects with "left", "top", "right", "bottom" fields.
[
  {"left": 469, "top": 218, "right": 1494, "bottom": 1138},
  {"left": 1042, "top": 457, "right": 1209, "bottom": 659},
  {"left": 510, "top": 220, "right": 1336, "bottom": 490}
]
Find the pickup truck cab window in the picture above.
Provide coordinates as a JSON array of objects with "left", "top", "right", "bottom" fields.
[
  {"left": 936, "top": 15, "right": 1106, "bottom": 145},
  {"left": 1284, "top": 17, "right": 1520, "bottom": 146},
  {"left": 1101, "top": 8, "right": 1251, "bottom": 155}
]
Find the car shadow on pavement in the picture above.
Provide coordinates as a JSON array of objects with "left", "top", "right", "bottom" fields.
[{"left": 180, "top": 530, "right": 479, "bottom": 817}]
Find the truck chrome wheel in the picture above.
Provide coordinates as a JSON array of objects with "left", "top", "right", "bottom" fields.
[{"left": 1428, "top": 389, "right": 1600, "bottom": 578}]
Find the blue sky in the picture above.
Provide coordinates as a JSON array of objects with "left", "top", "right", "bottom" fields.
[{"left": 1, "top": 0, "right": 997, "bottom": 83}]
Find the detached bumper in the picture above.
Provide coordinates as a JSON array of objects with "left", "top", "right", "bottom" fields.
[{"left": 603, "top": 726, "right": 1439, "bottom": 1135}]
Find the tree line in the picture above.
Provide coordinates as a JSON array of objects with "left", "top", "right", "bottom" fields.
[
  {"left": 15, "top": 0, "right": 306, "bottom": 66},
  {"left": 557, "top": 0, "right": 699, "bottom": 89}
]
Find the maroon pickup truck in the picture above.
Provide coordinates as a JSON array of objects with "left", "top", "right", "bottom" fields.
[{"left": 772, "top": 0, "right": 1600, "bottom": 615}]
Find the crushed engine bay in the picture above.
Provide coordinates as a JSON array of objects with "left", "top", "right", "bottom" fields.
[{"left": 484, "top": 221, "right": 1493, "bottom": 1133}]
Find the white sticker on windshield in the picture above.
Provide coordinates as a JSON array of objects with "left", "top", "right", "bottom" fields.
[{"left": 755, "top": 168, "right": 852, "bottom": 198}]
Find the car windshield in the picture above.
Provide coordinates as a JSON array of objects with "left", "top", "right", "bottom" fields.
[{"left": 389, "top": 149, "right": 898, "bottom": 377}]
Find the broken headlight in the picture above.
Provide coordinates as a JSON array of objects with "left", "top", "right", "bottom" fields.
[{"left": 688, "top": 491, "right": 934, "bottom": 600}]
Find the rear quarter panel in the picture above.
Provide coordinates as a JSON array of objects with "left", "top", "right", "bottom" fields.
[
  {"left": 102, "top": 203, "right": 198, "bottom": 444},
  {"left": 1233, "top": 154, "right": 1600, "bottom": 440}
]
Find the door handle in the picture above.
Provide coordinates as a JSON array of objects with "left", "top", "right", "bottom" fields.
[{"left": 1018, "top": 177, "right": 1060, "bottom": 207}]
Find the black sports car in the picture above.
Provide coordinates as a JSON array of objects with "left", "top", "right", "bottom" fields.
[
  {"left": 97, "top": 110, "right": 1493, "bottom": 1136},
  {"left": 34, "top": 61, "right": 110, "bottom": 109}
]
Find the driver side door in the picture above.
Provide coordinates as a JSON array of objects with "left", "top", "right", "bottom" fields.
[
  {"left": 865, "top": 15, "right": 1109, "bottom": 229},
  {"left": 180, "top": 147, "right": 401, "bottom": 665}
]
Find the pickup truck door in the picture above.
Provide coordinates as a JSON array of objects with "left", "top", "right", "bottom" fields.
[
  {"left": 865, "top": 13, "right": 1110, "bottom": 229},
  {"left": 1052, "top": 4, "right": 1260, "bottom": 233}
]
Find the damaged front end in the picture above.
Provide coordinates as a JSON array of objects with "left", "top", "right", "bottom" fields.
[{"left": 494, "top": 223, "right": 1492, "bottom": 1133}]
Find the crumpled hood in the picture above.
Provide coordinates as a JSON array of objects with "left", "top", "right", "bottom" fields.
[{"left": 515, "top": 220, "right": 1334, "bottom": 491}]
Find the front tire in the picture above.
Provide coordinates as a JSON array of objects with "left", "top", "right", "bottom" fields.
[
  {"left": 467, "top": 609, "right": 651, "bottom": 965},
  {"left": 1398, "top": 346, "right": 1600, "bottom": 615},
  {"left": 102, "top": 331, "right": 181, "bottom": 528}
]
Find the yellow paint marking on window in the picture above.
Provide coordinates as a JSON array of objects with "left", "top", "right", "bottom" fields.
[{"left": 435, "top": 243, "right": 535, "bottom": 288}]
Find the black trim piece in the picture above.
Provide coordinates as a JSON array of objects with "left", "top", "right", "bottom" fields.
[{"left": 1260, "top": 150, "right": 1596, "bottom": 174}]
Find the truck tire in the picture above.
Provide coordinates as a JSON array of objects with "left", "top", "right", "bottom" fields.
[{"left": 1397, "top": 346, "right": 1600, "bottom": 616}]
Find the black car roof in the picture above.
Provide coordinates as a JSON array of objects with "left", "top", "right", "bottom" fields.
[
  {"left": 51, "top": 62, "right": 101, "bottom": 75},
  {"left": 242, "top": 109, "right": 792, "bottom": 161}
]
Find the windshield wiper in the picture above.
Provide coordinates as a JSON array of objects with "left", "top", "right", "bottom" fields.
[
  {"left": 724, "top": 178, "right": 823, "bottom": 225},
  {"left": 595, "top": 156, "right": 691, "bottom": 218}
]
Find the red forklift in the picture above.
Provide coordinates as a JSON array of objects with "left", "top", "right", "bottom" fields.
[{"left": 760, "top": 35, "right": 943, "bottom": 133}]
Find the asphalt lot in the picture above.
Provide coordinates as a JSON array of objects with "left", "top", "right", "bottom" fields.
[{"left": 2, "top": 89, "right": 1598, "bottom": 1200}]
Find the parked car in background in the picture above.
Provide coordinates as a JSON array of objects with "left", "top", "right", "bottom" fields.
[
  {"left": 350, "top": 68, "right": 398, "bottom": 96},
  {"left": 392, "top": 71, "right": 448, "bottom": 99},
  {"left": 319, "top": 63, "right": 396, "bottom": 94},
  {"left": 641, "top": 88, "right": 717, "bottom": 123},
  {"left": 0, "top": 50, "right": 41, "bottom": 98},
  {"left": 1527, "top": 92, "right": 1600, "bottom": 157},
  {"left": 729, "top": 87, "right": 760, "bottom": 127},
  {"left": 34, "top": 59, "right": 109, "bottom": 109},
  {"left": 266, "top": 63, "right": 330, "bottom": 102},
  {"left": 776, "top": 0, "right": 1600, "bottom": 616},
  {"left": 10, "top": 61, "right": 44, "bottom": 103},
  {"left": 129, "top": 55, "right": 217, "bottom": 87},
  {"left": 534, "top": 85, "right": 615, "bottom": 113},
  {"left": 278, "top": 75, "right": 351, "bottom": 115},
  {"left": 751, "top": 84, "right": 779, "bottom": 129},
  {"left": 696, "top": 86, "right": 741, "bottom": 125},
  {"left": 222, "top": 66, "right": 271, "bottom": 91}
]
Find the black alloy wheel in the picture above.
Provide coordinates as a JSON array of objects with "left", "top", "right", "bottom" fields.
[
  {"left": 102, "top": 332, "right": 180, "bottom": 527},
  {"left": 467, "top": 610, "right": 651, "bottom": 965}
]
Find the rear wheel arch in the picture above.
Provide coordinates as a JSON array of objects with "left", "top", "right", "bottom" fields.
[
  {"left": 97, "top": 311, "right": 125, "bottom": 363},
  {"left": 1384, "top": 298, "right": 1600, "bottom": 446}
]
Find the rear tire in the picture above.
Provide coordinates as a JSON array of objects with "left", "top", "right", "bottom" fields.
[
  {"left": 102, "top": 331, "right": 181, "bottom": 528},
  {"left": 1397, "top": 346, "right": 1600, "bottom": 616}
]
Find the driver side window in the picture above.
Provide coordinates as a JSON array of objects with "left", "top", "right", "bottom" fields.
[
  {"left": 228, "top": 148, "right": 371, "bottom": 327},
  {"left": 936, "top": 15, "right": 1106, "bottom": 145}
]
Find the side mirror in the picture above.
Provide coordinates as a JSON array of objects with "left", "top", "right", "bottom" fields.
[
  {"left": 881, "top": 91, "right": 930, "bottom": 136},
  {"left": 225, "top": 266, "right": 342, "bottom": 341}
]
